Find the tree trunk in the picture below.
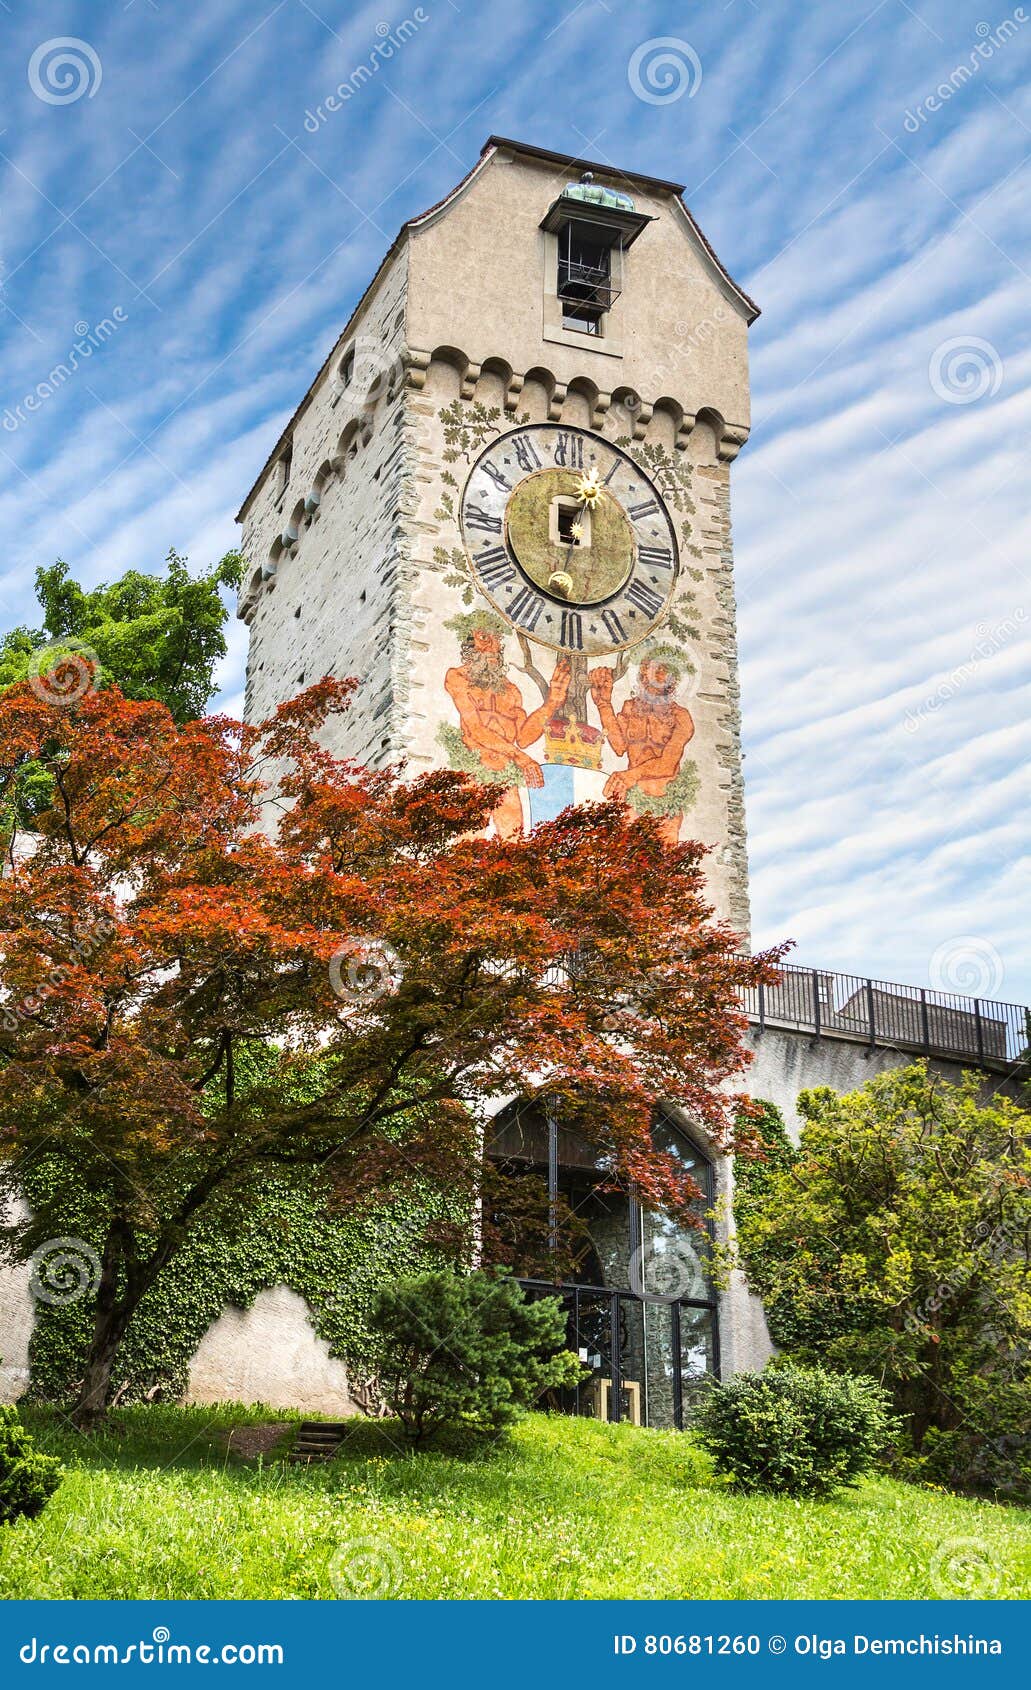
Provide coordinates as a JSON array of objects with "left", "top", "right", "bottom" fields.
[
  {"left": 68, "top": 1175, "right": 230, "bottom": 1430},
  {"left": 72, "top": 1314, "right": 132, "bottom": 1431},
  {"left": 70, "top": 1221, "right": 137, "bottom": 1431}
]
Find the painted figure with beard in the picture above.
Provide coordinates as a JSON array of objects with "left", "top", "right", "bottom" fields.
[
  {"left": 443, "top": 612, "right": 570, "bottom": 839},
  {"left": 589, "top": 649, "right": 698, "bottom": 845}
]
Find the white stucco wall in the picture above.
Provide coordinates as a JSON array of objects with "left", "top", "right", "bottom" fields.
[
  {"left": 0, "top": 1201, "right": 35, "bottom": 1403},
  {"left": 184, "top": 1283, "right": 355, "bottom": 1415}
]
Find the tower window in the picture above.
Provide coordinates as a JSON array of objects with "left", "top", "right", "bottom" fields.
[
  {"left": 562, "top": 300, "right": 603, "bottom": 335},
  {"left": 558, "top": 226, "right": 611, "bottom": 336},
  {"left": 541, "top": 173, "right": 655, "bottom": 347},
  {"left": 277, "top": 442, "right": 292, "bottom": 494},
  {"left": 340, "top": 347, "right": 356, "bottom": 388}
]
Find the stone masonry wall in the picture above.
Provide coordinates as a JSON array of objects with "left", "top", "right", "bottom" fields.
[{"left": 239, "top": 244, "right": 410, "bottom": 768}]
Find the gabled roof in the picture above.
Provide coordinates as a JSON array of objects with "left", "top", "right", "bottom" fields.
[
  {"left": 236, "top": 137, "right": 758, "bottom": 521},
  {"left": 481, "top": 135, "right": 688, "bottom": 196}
]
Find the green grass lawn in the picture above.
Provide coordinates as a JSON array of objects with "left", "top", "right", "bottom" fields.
[{"left": 3, "top": 1405, "right": 1029, "bottom": 1600}]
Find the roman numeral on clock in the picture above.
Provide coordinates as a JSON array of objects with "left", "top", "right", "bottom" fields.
[
  {"left": 559, "top": 610, "right": 583, "bottom": 651},
  {"left": 476, "top": 547, "right": 515, "bottom": 591},
  {"left": 625, "top": 579, "right": 665, "bottom": 618},
  {"left": 628, "top": 498, "right": 659, "bottom": 520},
  {"left": 600, "top": 609, "right": 627, "bottom": 644},
  {"left": 637, "top": 545, "right": 674, "bottom": 570},
  {"left": 479, "top": 461, "right": 511, "bottom": 492},
  {"left": 552, "top": 432, "right": 583, "bottom": 468},
  {"left": 465, "top": 505, "right": 502, "bottom": 533},
  {"left": 508, "top": 585, "right": 546, "bottom": 632},
  {"left": 602, "top": 456, "right": 621, "bottom": 486},
  {"left": 512, "top": 435, "right": 542, "bottom": 473}
]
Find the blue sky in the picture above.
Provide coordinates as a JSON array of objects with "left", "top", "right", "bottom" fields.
[{"left": 0, "top": 0, "right": 1028, "bottom": 1004}]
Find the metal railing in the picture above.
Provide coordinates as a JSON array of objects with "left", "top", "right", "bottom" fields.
[{"left": 743, "top": 960, "right": 1031, "bottom": 1069}]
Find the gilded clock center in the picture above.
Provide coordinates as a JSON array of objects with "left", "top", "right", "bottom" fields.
[{"left": 504, "top": 467, "right": 636, "bottom": 607}]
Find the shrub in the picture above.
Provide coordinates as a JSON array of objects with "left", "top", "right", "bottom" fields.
[
  {"left": 730, "top": 1070, "right": 1031, "bottom": 1497},
  {"left": 694, "top": 1365, "right": 894, "bottom": 1498},
  {"left": 0, "top": 1405, "right": 62, "bottom": 1524},
  {"left": 368, "top": 1267, "right": 584, "bottom": 1444}
]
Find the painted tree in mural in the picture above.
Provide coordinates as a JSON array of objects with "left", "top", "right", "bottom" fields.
[{"left": 0, "top": 673, "right": 780, "bottom": 1428}]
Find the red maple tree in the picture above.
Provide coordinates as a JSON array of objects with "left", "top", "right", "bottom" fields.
[{"left": 0, "top": 675, "right": 781, "bottom": 1426}]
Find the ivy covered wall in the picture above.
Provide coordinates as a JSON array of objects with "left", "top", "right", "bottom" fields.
[{"left": 22, "top": 1162, "right": 456, "bottom": 1406}]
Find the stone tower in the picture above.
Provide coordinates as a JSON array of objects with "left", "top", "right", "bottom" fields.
[{"left": 237, "top": 136, "right": 757, "bottom": 939}]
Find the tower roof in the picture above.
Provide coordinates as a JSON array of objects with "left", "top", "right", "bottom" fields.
[
  {"left": 237, "top": 137, "right": 757, "bottom": 520},
  {"left": 480, "top": 135, "right": 687, "bottom": 197}
]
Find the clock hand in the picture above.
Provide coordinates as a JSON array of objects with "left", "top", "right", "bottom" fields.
[{"left": 550, "top": 498, "right": 589, "bottom": 597}]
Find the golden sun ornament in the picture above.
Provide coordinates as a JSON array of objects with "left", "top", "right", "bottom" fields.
[{"left": 576, "top": 467, "right": 601, "bottom": 504}]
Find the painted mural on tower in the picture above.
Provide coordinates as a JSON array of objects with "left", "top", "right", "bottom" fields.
[{"left": 433, "top": 405, "right": 703, "bottom": 841}]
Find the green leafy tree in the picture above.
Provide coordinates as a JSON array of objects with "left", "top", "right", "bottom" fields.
[
  {"left": 728, "top": 1067, "right": 1031, "bottom": 1495},
  {"left": 368, "top": 1269, "right": 584, "bottom": 1443},
  {"left": 0, "top": 550, "right": 242, "bottom": 723}
]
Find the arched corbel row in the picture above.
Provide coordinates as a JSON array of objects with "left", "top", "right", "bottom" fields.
[
  {"left": 695, "top": 406, "right": 750, "bottom": 463},
  {"left": 402, "top": 350, "right": 751, "bottom": 463},
  {"left": 716, "top": 423, "right": 750, "bottom": 462},
  {"left": 405, "top": 347, "right": 431, "bottom": 390}
]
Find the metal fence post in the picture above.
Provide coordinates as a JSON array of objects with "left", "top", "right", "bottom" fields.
[
  {"left": 920, "top": 988, "right": 930, "bottom": 1054},
  {"left": 609, "top": 1294, "right": 622, "bottom": 1424},
  {"left": 866, "top": 978, "right": 876, "bottom": 1049},
  {"left": 546, "top": 1100, "right": 559, "bottom": 1257},
  {"left": 812, "top": 968, "right": 822, "bottom": 1038}
]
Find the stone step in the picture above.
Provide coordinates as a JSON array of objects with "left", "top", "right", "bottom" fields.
[{"left": 287, "top": 1420, "right": 351, "bottom": 1463}]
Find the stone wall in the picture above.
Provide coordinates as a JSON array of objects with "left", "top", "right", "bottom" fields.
[
  {"left": 744, "top": 1025, "right": 1026, "bottom": 1141},
  {"left": 239, "top": 243, "right": 410, "bottom": 769},
  {"left": 0, "top": 1202, "right": 34, "bottom": 1404}
]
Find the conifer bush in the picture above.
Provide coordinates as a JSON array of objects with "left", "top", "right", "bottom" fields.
[
  {"left": 0, "top": 1406, "right": 62, "bottom": 1524},
  {"left": 695, "top": 1365, "right": 895, "bottom": 1498},
  {"left": 369, "top": 1268, "right": 584, "bottom": 1444}
]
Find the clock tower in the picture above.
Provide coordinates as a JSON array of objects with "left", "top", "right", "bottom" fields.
[{"left": 237, "top": 136, "right": 757, "bottom": 939}]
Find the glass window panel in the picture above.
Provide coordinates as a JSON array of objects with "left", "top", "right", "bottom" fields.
[
  {"left": 639, "top": 1300, "right": 678, "bottom": 1430},
  {"left": 680, "top": 1304, "right": 717, "bottom": 1419},
  {"left": 638, "top": 1203, "right": 712, "bottom": 1301}
]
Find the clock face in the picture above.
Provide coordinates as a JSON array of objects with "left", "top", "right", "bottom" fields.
[{"left": 459, "top": 424, "right": 679, "bottom": 655}]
